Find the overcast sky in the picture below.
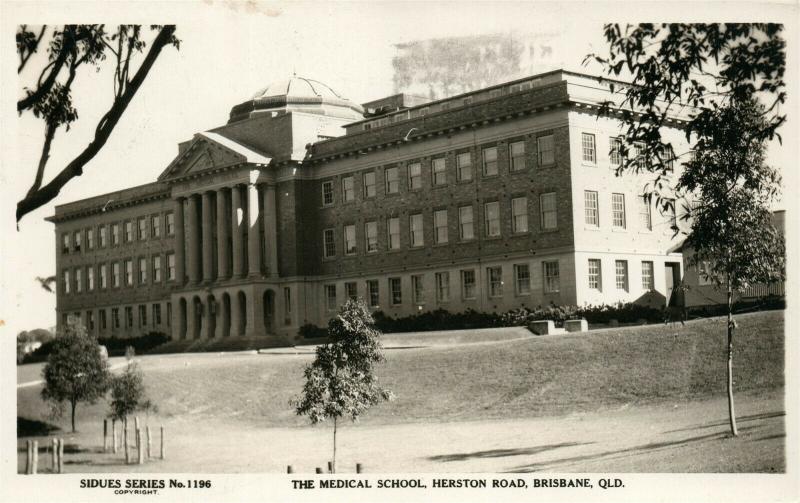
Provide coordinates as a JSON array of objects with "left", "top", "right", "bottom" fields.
[{"left": 1, "top": 1, "right": 796, "bottom": 337}]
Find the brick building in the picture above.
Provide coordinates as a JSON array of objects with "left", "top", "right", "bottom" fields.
[{"left": 48, "top": 70, "right": 689, "bottom": 344}]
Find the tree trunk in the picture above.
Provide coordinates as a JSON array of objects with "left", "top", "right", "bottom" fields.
[
  {"left": 726, "top": 287, "right": 738, "bottom": 436},
  {"left": 71, "top": 399, "right": 77, "bottom": 433},
  {"left": 332, "top": 418, "right": 337, "bottom": 474}
]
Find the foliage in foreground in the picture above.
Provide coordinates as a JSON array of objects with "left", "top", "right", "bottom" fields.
[{"left": 108, "top": 362, "right": 156, "bottom": 422}]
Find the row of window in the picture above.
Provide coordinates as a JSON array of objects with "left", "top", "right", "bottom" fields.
[
  {"left": 63, "top": 302, "right": 172, "bottom": 332},
  {"left": 581, "top": 133, "right": 675, "bottom": 170},
  {"left": 583, "top": 191, "right": 675, "bottom": 231},
  {"left": 324, "top": 261, "right": 562, "bottom": 310},
  {"left": 320, "top": 135, "right": 555, "bottom": 206},
  {"left": 321, "top": 195, "right": 558, "bottom": 258},
  {"left": 61, "top": 212, "right": 175, "bottom": 254},
  {"left": 587, "top": 259, "right": 655, "bottom": 292},
  {"left": 61, "top": 253, "right": 176, "bottom": 294}
]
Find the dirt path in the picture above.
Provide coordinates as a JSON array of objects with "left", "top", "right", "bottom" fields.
[{"left": 18, "top": 390, "right": 784, "bottom": 474}]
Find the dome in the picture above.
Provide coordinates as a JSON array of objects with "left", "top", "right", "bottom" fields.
[{"left": 228, "top": 76, "right": 364, "bottom": 123}]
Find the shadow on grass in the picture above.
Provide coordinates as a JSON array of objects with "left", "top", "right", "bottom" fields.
[
  {"left": 663, "top": 411, "right": 785, "bottom": 434},
  {"left": 508, "top": 425, "right": 761, "bottom": 473},
  {"left": 428, "top": 442, "right": 592, "bottom": 462},
  {"left": 17, "top": 416, "right": 60, "bottom": 437}
]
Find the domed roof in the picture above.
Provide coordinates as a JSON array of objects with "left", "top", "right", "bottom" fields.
[{"left": 228, "top": 76, "right": 364, "bottom": 123}]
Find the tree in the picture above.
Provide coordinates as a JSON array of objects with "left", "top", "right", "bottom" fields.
[
  {"left": 41, "top": 317, "right": 110, "bottom": 432},
  {"left": 588, "top": 24, "right": 786, "bottom": 436},
  {"left": 15, "top": 25, "right": 179, "bottom": 224},
  {"left": 108, "top": 362, "right": 156, "bottom": 423},
  {"left": 292, "top": 299, "right": 393, "bottom": 472}
]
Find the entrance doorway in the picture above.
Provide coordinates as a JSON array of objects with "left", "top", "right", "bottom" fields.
[{"left": 664, "top": 262, "right": 682, "bottom": 307}]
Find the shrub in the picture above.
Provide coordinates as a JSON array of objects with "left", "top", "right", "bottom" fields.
[
  {"left": 21, "top": 331, "right": 169, "bottom": 364},
  {"left": 298, "top": 324, "right": 328, "bottom": 339}
]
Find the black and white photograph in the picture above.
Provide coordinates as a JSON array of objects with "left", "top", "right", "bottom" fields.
[{"left": 1, "top": 1, "right": 797, "bottom": 502}]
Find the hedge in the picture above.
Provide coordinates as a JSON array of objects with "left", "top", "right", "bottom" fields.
[{"left": 21, "top": 331, "right": 169, "bottom": 364}]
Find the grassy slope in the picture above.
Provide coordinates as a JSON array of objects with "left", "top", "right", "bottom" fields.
[{"left": 17, "top": 310, "right": 784, "bottom": 432}]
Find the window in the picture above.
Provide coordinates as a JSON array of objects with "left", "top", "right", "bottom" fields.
[
  {"left": 365, "top": 221, "right": 378, "bottom": 253},
  {"left": 615, "top": 260, "right": 629, "bottom": 291},
  {"left": 345, "top": 282, "right": 358, "bottom": 301},
  {"left": 87, "top": 228, "right": 94, "bottom": 250},
  {"left": 125, "top": 221, "right": 133, "bottom": 242},
  {"left": 641, "top": 261, "right": 654, "bottom": 291},
  {"left": 344, "top": 225, "right": 357, "bottom": 255},
  {"left": 87, "top": 311, "right": 94, "bottom": 331},
  {"left": 99, "top": 264, "right": 107, "bottom": 289},
  {"left": 515, "top": 264, "right": 531, "bottom": 295},
  {"left": 139, "top": 305, "right": 147, "bottom": 327},
  {"left": 410, "top": 214, "right": 423, "bottom": 247},
  {"left": 434, "top": 209, "right": 448, "bottom": 244},
  {"left": 100, "top": 309, "right": 107, "bottom": 330},
  {"left": 284, "top": 287, "right": 292, "bottom": 325},
  {"left": 322, "top": 181, "right": 334, "bottom": 205},
  {"left": 488, "top": 267, "right": 503, "bottom": 297},
  {"left": 610, "top": 137, "right": 623, "bottom": 166},
  {"left": 166, "top": 302, "right": 172, "bottom": 327},
  {"left": 111, "top": 223, "right": 120, "bottom": 245},
  {"left": 153, "top": 304, "right": 162, "bottom": 326},
  {"left": 87, "top": 267, "right": 95, "bottom": 291},
  {"left": 509, "top": 141, "right": 526, "bottom": 171},
  {"left": 167, "top": 253, "right": 176, "bottom": 280},
  {"left": 138, "top": 257, "right": 147, "bottom": 284},
  {"left": 389, "top": 277, "right": 402, "bottom": 305},
  {"left": 166, "top": 212, "right": 175, "bottom": 236},
  {"left": 63, "top": 270, "right": 70, "bottom": 294},
  {"left": 74, "top": 231, "right": 81, "bottom": 252},
  {"left": 99, "top": 226, "right": 107, "bottom": 247},
  {"left": 634, "top": 142, "right": 645, "bottom": 170},
  {"left": 540, "top": 192, "right": 557, "bottom": 230},
  {"left": 125, "top": 259, "right": 133, "bottom": 286},
  {"left": 112, "top": 262, "right": 121, "bottom": 287},
  {"left": 435, "top": 272, "right": 450, "bottom": 302},
  {"left": 542, "top": 261, "right": 561, "bottom": 293},
  {"left": 482, "top": 146, "right": 498, "bottom": 176},
  {"left": 588, "top": 259, "right": 602, "bottom": 290},
  {"left": 412, "top": 275, "right": 425, "bottom": 304},
  {"left": 639, "top": 195, "right": 652, "bottom": 230},
  {"left": 125, "top": 306, "right": 133, "bottom": 328},
  {"left": 537, "top": 135, "right": 554, "bottom": 165},
  {"left": 151, "top": 215, "right": 161, "bottom": 238},
  {"left": 363, "top": 171, "right": 376, "bottom": 198},
  {"left": 582, "top": 133, "right": 596, "bottom": 163},
  {"left": 153, "top": 255, "right": 162, "bottom": 282},
  {"left": 408, "top": 162, "right": 422, "bottom": 190},
  {"left": 323, "top": 229, "right": 336, "bottom": 258},
  {"left": 342, "top": 176, "right": 355, "bottom": 202},
  {"left": 75, "top": 268, "right": 82, "bottom": 292},
  {"left": 62, "top": 233, "right": 70, "bottom": 253},
  {"left": 432, "top": 158, "right": 447, "bottom": 186},
  {"left": 461, "top": 269, "right": 476, "bottom": 299},
  {"left": 457, "top": 152, "right": 472, "bottom": 181},
  {"left": 584, "top": 190, "right": 599, "bottom": 227},
  {"left": 367, "top": 280, "right": 379, "bottom": 307},
  {"left": 388, "top": 217, "right": 400, "bottom": 250},
  {"left": 512, "top": 197, "right": 528, "bottom": 233},
  {"left": 112, "top": 308, "right": 120, "bottom": 329},
  {"left": 325, "top": 284, "right": 337, "bottom": 310},
  {"left": 138, "top": 217, "right": 147, "bottom": 240},
  {"left": 612, "top": 193, "right": 626, "bottom": 229},
  {"left": 385, "top": 167, "right": 399, "bottom": 194},
  {"left": 484, "top": 201, "right": 500, "bottom": 237},
  {"left": 459, "top": 206, "right": 474, "bottom": 240}
]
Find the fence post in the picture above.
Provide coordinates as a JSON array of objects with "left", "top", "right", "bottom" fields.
[
  {"left": 25, "top": 440, "right": 31, "bottom": 474},
  {"left": 160, "top": 426, "right": 165, "bottom": 460},
  {"left": 135, "top": 416, "right": 140, "bottom": 433},
  {"left": 146, "top": 426, "right": 152, "bottom": 459},
  {"left": 287, "top": 465, "right": 294, "bottom": 474},
  {"left": 112, "top": 420, "right": 118, "bottom": 453},
  {"left": 51, "top": 438, "right": 58, "bottom": 472},
  {"left": 124, "top": 419, "right": 130, "bottom": 464},
  {"left": 356, "top": 463, "right": 363, "bottom": 474},
  {"left": 32, "top": 441, "right": 38, "bottom": 474},
  {"left": 57, "top": 438, "right": 64, "bottom": 474},
  {"left": 315, "top": 467, "right": 323, "bottom": 474},
  {"left": 103, "top": 419, "right": 108, "bottom": 452},
  {"left": 137, "top": 429, "right": 144, "bottom": 465}
]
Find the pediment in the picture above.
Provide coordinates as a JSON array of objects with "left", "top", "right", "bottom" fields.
[{"left": 158, "top": 132, "right": 271, "bottom": 181}]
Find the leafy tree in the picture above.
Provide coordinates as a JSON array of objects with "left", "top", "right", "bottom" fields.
[
  {"left": 15, "top": 25, "right": 179, "bottom": 224},
  {"left": 589, "top": 24, "right": 786, "bottom": 436},
  {"left": 41, "top": 317, "right": 110, "bottom": 432},
  {"left": 108, "top": 362, "right": 156, "bottom": 423},
  {"left": 292, "top": 299, "right": 393, "bottom": 472}
]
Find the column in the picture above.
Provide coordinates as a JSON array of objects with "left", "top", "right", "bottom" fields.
[
  {"left": 247, "top": 183, "right": 262, "bottom": 277},
  {"left": 231, "top": 185, "right": 244, "bottom": 278},
  {"left": 230, "top": 292, "right": 242, "bottom": 336},
  {"left": 186, "top": 297, "right": 197, "bottom": 340},
  {"left": 262, "top": 184, "right": 279, "bottom": 277},
  {"left": 204, "top": 297, "right": 215, "bottom": 339},
  {"left": 174, "top": 199, "right": 185, "bottom": 284},
  {"left": 216, "top": 189, "right": 230, "bottom": 279},
  {"left": 202, "top": 191, "right": 214, "bottom": 282},
  {"left": 187, "top": 195, "right": 201, "bottom": 284},
  {"left": 246, "top": 290, "right": 266, "bottom": 337}
]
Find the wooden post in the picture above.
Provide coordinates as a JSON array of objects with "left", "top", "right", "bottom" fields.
[
  {"left": 160, "top": 426, "right": 165, "bottom": 460},
  {"left": 327, "top": 461, "right": 333, "bottom": 474},
  {"left": 356, "top": 463, "right": 363, "bottom": 474},
  {"left": 137, "top": 429, "right": 144, "bottom": 465},
  {"left": 315, "top": 467, "right": 323, "bottom": 474},
  {"left": 25, "top": 440, "right": 31, "bottom": 474},
  {"left": 124, "top": 419, "right": 129, "bottom": 464},
  {"left": 286, "top": 465, "right": 294, "bottom": 474},
  {"left": 146, "top": 426, "right": 152, "bottom": 459},
  {"left": 51, "top": 438, "right": 58, "bottom": 472},
  {"left": 57, "top": 438, "right": 64, "bottom": 474},
  {"left": 135, "top": 416, "right": 140, "bottom": 433},
  {"left": 112, "top": 420, "right": 118, "bottom": 453},
  {"left": 103, "top": 419, "right": 108, "bottom": 452},
  {"left": 32, "top": 441, "right": 38, "bottom": 474}
]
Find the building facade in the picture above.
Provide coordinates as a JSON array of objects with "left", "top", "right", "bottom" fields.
[{"left": 48, "top": 70, "right": 689, "bottom": 344}]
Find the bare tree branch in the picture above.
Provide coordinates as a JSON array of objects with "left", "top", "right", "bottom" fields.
[{"left": 18, "top": 25, "right": 48, "bottom": 73}]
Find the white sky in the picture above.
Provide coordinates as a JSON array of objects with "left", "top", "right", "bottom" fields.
[{"left": 1, "top": 1, "right": 797, "bottom": 337}]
